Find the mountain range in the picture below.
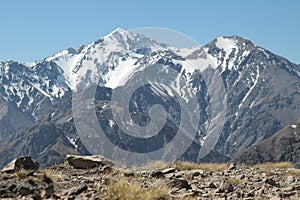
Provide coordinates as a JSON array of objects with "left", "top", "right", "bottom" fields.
[{"left": 1, "top": 28, "right": 300, "bottom": 168}]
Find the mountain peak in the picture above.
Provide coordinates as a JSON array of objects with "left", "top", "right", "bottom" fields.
[
  {"left": 110, "top": 27, "right": 127, "bottom": 34},
  {"left": 216, "top": 35, "right": 252, "bottom": 43},
  {"left": 214, "top": 36, "right": 238, "bottom": 52},
  {"left": 213, "top": 35, "right": 254, "bottom": 50},
  {"left": 0, "top": 60, "right": 15, "bottom": 65},
  {"left": 105, "top": 27, "right": 132, "bottom": 39},
  {"left": 97, "top": 27, "right": 140, "bottom": 49}
]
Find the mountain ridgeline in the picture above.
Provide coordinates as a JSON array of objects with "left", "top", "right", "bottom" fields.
[{"left": 0, "top": 28, "right": 300, "bottom": 168}]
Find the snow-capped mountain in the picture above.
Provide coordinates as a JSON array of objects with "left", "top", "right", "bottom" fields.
[
  {"left": 1, "top": 28, "right": 300, "bottom": 167},
  {"left": 0, "top": 28, "right": 169, "bottom": 139},
  {"left": 44, "top": 28, "right": 170, "bottom": 89},
  {"left": 0, "top": 60, "right": 69, "bottom": 143},
  {"left": 204, "top": 36, "right": 300, "bottom": 156}
]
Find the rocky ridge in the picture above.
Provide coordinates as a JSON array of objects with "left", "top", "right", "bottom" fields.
[{"left": 232, "top": 118, "right": 300, "bottom": 166}]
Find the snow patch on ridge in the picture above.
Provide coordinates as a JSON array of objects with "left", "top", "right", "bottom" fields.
[{"left": 215, "top": 37, "right": 237, "bottom": 57}]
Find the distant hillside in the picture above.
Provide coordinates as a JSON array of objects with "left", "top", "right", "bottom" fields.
[{"left": 232, "top": 118, "right": 300, "bottom": 166}]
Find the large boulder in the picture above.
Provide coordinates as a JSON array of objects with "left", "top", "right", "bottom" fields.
[
  {"left": 1, "top": 156, "right": 39, "bottom": 173},
  {"left": 66, "top": 155, "right": 114, "bottom": 169}
]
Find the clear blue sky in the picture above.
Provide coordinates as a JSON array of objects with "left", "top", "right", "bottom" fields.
[{"left": 0, "top": 0, "right": 299, "bottom": 64}]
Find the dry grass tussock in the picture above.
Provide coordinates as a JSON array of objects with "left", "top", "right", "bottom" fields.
[
  {"left": 15, "top": 169, "right": 31, "bottom": 179},
  {"left": 104, "top": 179, "right": 169, "bottom": 200},
  {"left": 253, "top": 162, "right": 294, "bottom": 169},
  {"left": 143, "top": 160, "right": 169, "bottom": 170},
  {"left": 172, "top": 161, "right": 228, "bottom": 171},
  {"left": 42, "top": 168, "right": 64, "bottom": 181}
]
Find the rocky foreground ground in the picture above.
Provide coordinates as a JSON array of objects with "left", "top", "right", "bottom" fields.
[{"left": 0, "top": 156, "right": 300, "bottom": 199}]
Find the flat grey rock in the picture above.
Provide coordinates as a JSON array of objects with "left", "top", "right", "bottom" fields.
[{"left": 66, "top": 155, "right": 114, "bottom": 169}]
